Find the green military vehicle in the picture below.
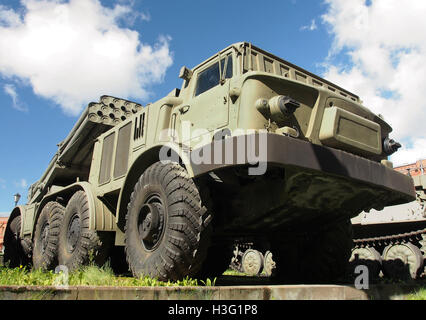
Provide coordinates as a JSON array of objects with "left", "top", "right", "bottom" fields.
[
  {"left": 350, "top": 172, "right": 426, "bottom": 281},
  {"left": 3, "top": 42, "right": 415, "bottom": 283}
]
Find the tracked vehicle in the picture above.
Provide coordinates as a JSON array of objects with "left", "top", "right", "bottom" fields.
[
  {"left": 229, "top": 241, "right": 276, "bottom": 277},
  {"left": 350, "top": 165, "right": 426, "bottom": 281},
  {"left": 3, "top": 42, "right": 415, "bottom": 283}
]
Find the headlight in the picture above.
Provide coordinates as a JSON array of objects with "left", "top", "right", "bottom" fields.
[
  {"left": 383, "top": 137, "right": 401, "bottom": 155},
  {"left": 256, "top": 95, "right": 300, "bottom": 122}
]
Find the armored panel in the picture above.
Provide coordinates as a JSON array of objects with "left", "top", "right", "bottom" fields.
[
  {"left": 99, "top": 132, "right": 115, "bottom": 184},
  {"left": 319, "top": 106, "right": 382, "bottom": 155},
  {"left": 114, "top": 122, "right": 131, "bottom": 178}
]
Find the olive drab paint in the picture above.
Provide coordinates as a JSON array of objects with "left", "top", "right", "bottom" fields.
[{"left": 4, "top": 42, "right": 416, "bottom": 281}]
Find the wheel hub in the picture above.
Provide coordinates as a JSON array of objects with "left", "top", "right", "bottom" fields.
[
  {"left": 40, "top": 222, "right": 49, "bottom": 254},
  {"left": 140, "top": 204, "right": 161, "bottom": 242},
  {"left": 138, "top": 199, "right": 164, "bottom": 250},
  {"left": 67, "top": 214, "right": 81, "bottom": 253}
]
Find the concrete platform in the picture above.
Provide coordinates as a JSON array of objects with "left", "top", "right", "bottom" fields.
[{"left": 0, "top": 283, "right": 420, "bottom": 300}]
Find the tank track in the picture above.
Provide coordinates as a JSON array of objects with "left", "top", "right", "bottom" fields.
[
  {"left": 353, "top": 227, "right": 426, "bottom": 252},
  {"left": 353, "top": 227, "right": 426, "bottom": 278}
]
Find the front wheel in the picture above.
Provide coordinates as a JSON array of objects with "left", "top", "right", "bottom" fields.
[{"left": 125, "top": 162, "right": 212, "bottom": 281}]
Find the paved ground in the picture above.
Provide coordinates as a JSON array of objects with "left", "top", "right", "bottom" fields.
[{"left": 0, "top": 276, "right": 421, "bottom": 300}]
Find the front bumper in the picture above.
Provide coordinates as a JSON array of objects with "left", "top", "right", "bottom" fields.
[{"left": 189, "top": 133, "right": 415, "bottom": 206}]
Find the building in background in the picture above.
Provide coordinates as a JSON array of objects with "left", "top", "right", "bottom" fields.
[
  {"left": 394, "top": 159, "right": 426, "bottom": 177},
  {"left": 0, "top": 217, "right": 8, "bottom": 252}
]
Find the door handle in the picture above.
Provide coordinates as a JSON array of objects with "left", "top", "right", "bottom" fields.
[{"left": 179, "top": 105, "right": 190, "bottom": 114}]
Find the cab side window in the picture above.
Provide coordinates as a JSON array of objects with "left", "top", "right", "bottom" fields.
[{"left": 195, "top": 55, "right": 233, "bottom": 96}]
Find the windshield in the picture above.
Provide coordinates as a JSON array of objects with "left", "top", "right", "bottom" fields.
[{"left": 195, "top": 54, "right": 232, "bottom": 96}]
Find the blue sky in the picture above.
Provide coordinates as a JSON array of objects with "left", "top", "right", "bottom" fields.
[{"left": 1, "top": 0, "right": 425, "bottom": 215}]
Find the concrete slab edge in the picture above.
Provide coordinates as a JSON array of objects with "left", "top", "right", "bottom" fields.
[{"left": 0, "top": 284, "right": 386, "bottom": 300}]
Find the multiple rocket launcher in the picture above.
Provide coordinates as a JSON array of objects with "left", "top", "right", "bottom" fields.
[{"left": 27, "top": 96, "right": 143, "bottom": 204}]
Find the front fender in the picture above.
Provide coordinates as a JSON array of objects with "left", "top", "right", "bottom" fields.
[{"left": 115, "top": 142, "right": 194, "bottom": 233}]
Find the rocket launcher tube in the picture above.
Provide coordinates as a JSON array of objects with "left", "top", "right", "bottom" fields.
[{"left": 27, "top": 96, "right": 143, "bottom": 204}]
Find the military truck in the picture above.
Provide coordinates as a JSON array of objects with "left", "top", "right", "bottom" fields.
[
  {"left": 3, "top": 42, "right": 415, "bottom": 283},
  {"left": 350, "top": 170, "right": 426, "bottom": 281}
]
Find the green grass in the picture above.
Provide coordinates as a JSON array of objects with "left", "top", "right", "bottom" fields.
[
  {"left": 0, "top": 264, "right": 210, "bottom": 287},
  {"left": 404, "top": 288, "right": 426, "bottom": 300},
  {"left": 222, "top": 269, "right": 246, "bottom": 276}
]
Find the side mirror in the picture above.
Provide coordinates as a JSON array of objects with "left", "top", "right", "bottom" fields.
[{"left": 179, "top": 66, "right": 193, "bottom": 81}]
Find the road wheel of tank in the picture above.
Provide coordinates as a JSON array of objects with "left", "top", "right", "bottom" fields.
[
  {"left": 349, "top": 246, "right": 382, "bottom": 279},
  {"left": 241, "top": 249, "right": 264, "bottom": 276},
  {"left": 33, "top": 202, "right": 65, "bottom": 270},
  {"left": 58, "top": 191, "right": 109, "bottom": 272},
  {"left": 262, "top": 250, "right": 276, "bottom": 277},
  {"left": 3, "top": 214, "right": 29, "bottom": 268},
  {"left": 382, "top": 243, "right": 424, "bottom": 280},
  {"left": 125, "top": 162, "right": 211, "bottom": 281}
]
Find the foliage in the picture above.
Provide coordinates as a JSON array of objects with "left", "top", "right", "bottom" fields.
[{"left": 0, "top": 265, "right": 216, "bottom": 287}]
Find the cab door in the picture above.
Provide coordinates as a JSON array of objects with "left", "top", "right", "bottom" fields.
[{"left": 175, "top": 53, "right": 233, "bottom": 144}]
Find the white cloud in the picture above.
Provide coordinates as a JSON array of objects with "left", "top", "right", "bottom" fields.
[
  {"left": 0, "top": 212, "right": 10, "bottom": 217},
  {"left": 300, "top": 19, "right": 317, "bottom": 31},
  {"left": 321, "top": 0, "right": 426, "bottom": 166},
  {"left": 390, "top": 138, "right": 426, "bottom": 166},
  {"left": 3, "top": 83, "right": 28, "bottom": 111},
  {"left": 0, "top": 0, "right": 173, "bottom": 116},
  {"left": 14, "top": 178, "right": 27, "bottom": 189},
  {"left": 0, "top": 5, "right": 21, "bottom": 27},
  {"left": 0, "top": 178, "right": 5, "bottom": 189}
]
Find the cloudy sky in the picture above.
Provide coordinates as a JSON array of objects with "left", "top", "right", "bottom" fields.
[{"left": 0, "top": 0, "right": 425, "bottom": 215}]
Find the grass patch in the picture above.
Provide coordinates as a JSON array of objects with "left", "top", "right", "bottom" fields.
[
  {"left": 404, "top": 288, "right": 426, "bottom": 300},
  {"left": 223, "top": 269, "right": 246, "bottom": 276},
  {"left": 0, "top": 264, "right": 211, "bottom": 287}
]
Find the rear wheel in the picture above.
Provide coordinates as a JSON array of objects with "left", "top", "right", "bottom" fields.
[
  {"left": 58, "top": 191, "right": 110, "bottom": 271},
  {"left": 3, "top": 214, "right": 29, "bottom": 268},
  {"left": 125, "top": 162, "right": 212, "bottom": 281},
  {"left": 32, "top": 202, "right": 65, "bottom": 270}
]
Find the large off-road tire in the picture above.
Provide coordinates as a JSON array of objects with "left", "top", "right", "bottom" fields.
[
  {"left": 3, "top": 214, "right": 30, "bottom": 268},
  {"left": 125, "top": 162, "right": 212, "bottom": 281},
  {"left": 32, "top": 201, "right": 65, "bottom": 270},
  {"left": 58, "top": 191, "right": 110, "bottom": 272},
  {"left": 272, "top": 219, "right": 353, "bottom": 284}
]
